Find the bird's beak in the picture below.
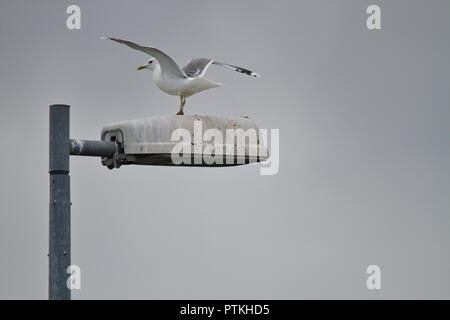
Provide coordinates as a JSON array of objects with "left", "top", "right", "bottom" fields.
[{"left": 137, "top": 65, "right": 147, "bottom": 71}]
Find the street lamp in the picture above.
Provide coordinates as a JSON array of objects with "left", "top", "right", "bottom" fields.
[{"left": 48, "top": 104, "right": 267, "bottom": 300}]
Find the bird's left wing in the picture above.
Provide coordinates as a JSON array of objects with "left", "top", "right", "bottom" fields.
[{"left": 102, "top": 37, "right": 187, "bottom": 78}]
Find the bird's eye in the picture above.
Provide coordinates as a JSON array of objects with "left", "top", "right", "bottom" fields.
[{"left": 148, "top": 60, "right": 153, "bottom": 64}]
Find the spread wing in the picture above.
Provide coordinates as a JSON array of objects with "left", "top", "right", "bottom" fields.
[
  {"left": 182, "top": 58, "right": 260, "bottom": 78},
  {"left": 102, "top": 37, "right": 187, "bottom": 78}
]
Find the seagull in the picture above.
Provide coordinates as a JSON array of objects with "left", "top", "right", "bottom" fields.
[{"left": 102, "top": 37, "right": 260, "bottom": 115}]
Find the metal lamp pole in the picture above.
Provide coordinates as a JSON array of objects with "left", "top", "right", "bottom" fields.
[{"left": 49, "top": 104, "right": 117, "bottom": 300}]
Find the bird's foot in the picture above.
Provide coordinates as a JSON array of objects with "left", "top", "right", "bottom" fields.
[{"left": 176, "top": 109, "right": 184, "bottom": 115}]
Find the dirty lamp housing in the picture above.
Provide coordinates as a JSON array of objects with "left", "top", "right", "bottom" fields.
[{"left": 100, "top": 115, "right": 268, "bottom": 169}]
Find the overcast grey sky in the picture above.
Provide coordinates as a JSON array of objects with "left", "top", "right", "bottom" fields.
[{"left": 1, "top": 0, "right": 450, "bottom": 299}]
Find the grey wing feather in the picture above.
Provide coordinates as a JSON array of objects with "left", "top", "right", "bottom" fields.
[
  {"left": 103, "top": 37, "right": 186, "bottom": 78},
  {"left": 182, "top": 58, "right": 260, "bottom": 78},
  {"left": 212, "top": 61, "right": 260, "bottom": 78},
  {"left": 182, "top": 58, "right": 214, "bottom": 77}
]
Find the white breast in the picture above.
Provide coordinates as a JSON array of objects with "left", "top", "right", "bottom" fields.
[
  {"left": 152, "top": 63, "right": 220, "bottom": 97},
  {"left": 153, "top": 67, "right": 182, "bottom": 96}
]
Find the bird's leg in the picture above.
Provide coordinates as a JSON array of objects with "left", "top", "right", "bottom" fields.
[
  {"left": 176, "top": 95, "right": 184, "bottom": 115},
  {"left": 177, "top": 96, "right": 186, "bottom": 115}
]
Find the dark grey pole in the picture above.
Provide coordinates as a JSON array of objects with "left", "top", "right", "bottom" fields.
[
  {"left": 49, "top": 104, "right": 71, "bottom": 300},
  {"left": 70, "top": 139, "right": 117, "bottom": 157}
]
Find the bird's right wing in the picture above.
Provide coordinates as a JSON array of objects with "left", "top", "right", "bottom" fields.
[
  {"left": 183, "top": 58, "right": 260, "bottom": 78},
  {"left": 102, "top": 37, "right": 187, "bottom": 78},
  {"left": 182, "top": 58, "right": 215, "bottom": 77}
]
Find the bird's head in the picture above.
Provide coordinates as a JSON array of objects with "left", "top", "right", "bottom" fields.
[{"left": 137, "top": 58, "right": 156, "bottom": 71}]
